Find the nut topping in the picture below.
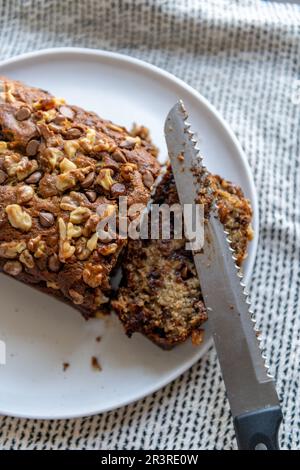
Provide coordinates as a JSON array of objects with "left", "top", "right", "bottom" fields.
[
  {"left": 98, "top": 243, "right": 118, "bottom": 256},
  {"left": 39, "top": 211, "right": 55, "bottom": 228},
  {"left": 15, "top": 158, "right": 39, "bottom": 181},
  {"left": 70, "top": 207, "right": 91, "bottom": 224},
  {"left": 5, "top": 204, "right": 32, "bottom": 232},
  {"left": 19, "top": 249, "right": 35, "bottom": 269},
  {"left": 82, "top": 263, "right": 103, "bottom": 288},
  {"left": 16, "top": 185, "right": 34, "bottom": 204},
  {"left": 0, "top": 141, "right": 8, "bottom": 153},
  {"left": 0, "top": 240, "right": 26, "bottom": 259},
  {"left": 67, "top": 222, "right": 82, "bottom": 239},
  {"left": 96, "top": 168, "right": 114, "bottom": 191},
  {"left": 64, "top": 140, "right": 79, "bottom": 158},
  {"left": 69, "top": 289, "right": 84, "bottom": 305},
  {"left": 3, "top": 260, "right": 22, "bottom": 276},
  {"left": 56, "top": 172, "right": 77, "bottom": 192},
  {"left": 87, "top": 232, "right": 98, "bottom": 251},
  {"left": 58, "top": 217, "right": 75, "bottom": 261},
  {"left": 60, "top": 158, "right": 77, "bottom": 173},
  {"left": 47, "top": 281, "right": 60, "bottom": 290}
]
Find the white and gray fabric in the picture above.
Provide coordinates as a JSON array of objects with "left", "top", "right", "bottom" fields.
[{"left": 0, "top": 0, "right": 299, "bottom": 450}]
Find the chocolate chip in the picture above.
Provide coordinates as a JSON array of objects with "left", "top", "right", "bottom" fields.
[
  {"left": 39, "top": 211, "right": 55, "bottom": 228},
  {"left": 81, "top": 171, "right": 95, "bottom": 189},
  {"left": 119, "top": 138, "right": 136, "bottom": 150},
  {"left": 59, "top": 105, "right": 74, "bottom": 119},
  {"left": 103, "top": 155, "right": 120, "bottom": 172},
  {"left": 65, "top": 127, "right": 82, "bottom": 140},
  {"left": 0, "top": 169, "right": 7, "bottom": 184},
  {"left": 142, "top": 170, "right": 154, "bottom": 189},
  {"left": 85, "top": 190, "right": 97, "bottom": 202},
  {"left": 15, "top": 107, "right": 31, "bottom": 121},
  {"left": 110, "top": 183, "right": 126, "bottom": 197},
  {"left": 26, "top": 139, "right": 40, "bottom": 156},
  {"left": 52, "top": 114, "right": 67, "bottom": 125},
  {"left": 48, "top": 254, "right": 61, "bottom": 272},
  {"left": 111, "top": 149, "right": 127, "bottom": 163},
  {"left": 25, "top": 171, "right": 42, "bottom": 184}
]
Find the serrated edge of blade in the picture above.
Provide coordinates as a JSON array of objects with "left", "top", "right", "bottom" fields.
[{"left": 177, "top": 100, "right": 273, "bottom": 381}]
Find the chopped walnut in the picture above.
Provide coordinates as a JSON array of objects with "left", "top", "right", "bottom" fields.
[
  {"left": 69, "top": 207, "right": 91, "bottom": 224},
  {"left": 86, "top": 232, "right": 98, "bottom": 251},
  {"left": 56, "top": 172, "right": 77, "bottom": 192},
  {"left": 3, "top": 260, "right": 22, "bottom": 276},
  {"left": 16, "top": 158, "right": 39, "bottom": 182},
  {"left": 5, "top": 204, "right": 32, "bottom": 232},
  {"left": 34, "top": 240, "right": 47, "bottom": 259},
  {"left": 98, "top": 243, "right": 118, "bottom": 256},
  {"left": 0, "top": 240, "right": 26, "bottom": 259},
  {"left": 64, "top": 139, "right": 79, "bottom": 158},
  {"left": 45, "top": 147, "right": 64, "bottom": 170},
  {"left": 69, "top": 289, "right": 84, "bottom": 305},
  {"left": 58, "top": 217, "right": 75, "bottom": 261},
  {"left": 96, "top": 168, "right": 114, "bottom": 190},
  {"left": 67, "top": 222, "right": 82, "bottom": 239},
  {"left": 19, "top": 249, "right": 35, "bottom": 269},
  {"left": 16, "top": 185, "right": 34, "bottom": 204},
  {"left": 82, "top": 263, "right": 103, "bottom": 288},
  {"left": 47, "top": 281, "right": 60, "bottom": 290},
  {"left": 60, "top": 158, "right": 77, "bottom": 173},
  {"left": 0, "top": 141, "right": 8, "bottom": 153},
  {"left": 82, "top": 214, "right": 100, "bottom": 237},
  {"left": 120, "top": 163, "right": 137, "bottom": 181}
]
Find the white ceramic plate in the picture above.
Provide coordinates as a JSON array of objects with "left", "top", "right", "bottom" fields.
[{"left": 0, "top": 48, "right": 258, "bottom": 419}]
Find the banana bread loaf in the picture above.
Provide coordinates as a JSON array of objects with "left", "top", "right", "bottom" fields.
[
  {"left": 0, "top": 77, "right": 160, "bottom": 318},
  {"left": 112, "top": 166, "right": 253, "bottom": 348}
]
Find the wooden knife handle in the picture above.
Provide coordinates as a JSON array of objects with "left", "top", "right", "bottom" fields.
[{"left": 234, "top": 406, "right": 282, "bottom": 450}]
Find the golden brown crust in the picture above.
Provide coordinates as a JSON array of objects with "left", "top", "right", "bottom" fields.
[
  {"left": 0, "top": 77, "right": 160, "bottom": 318},
  {"left": 112, "top": 166, "right": 253, "bottom": 348}
]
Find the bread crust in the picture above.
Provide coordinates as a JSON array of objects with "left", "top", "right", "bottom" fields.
[{"left": 0, "top": 77, "right": 160, "bottom": 318}]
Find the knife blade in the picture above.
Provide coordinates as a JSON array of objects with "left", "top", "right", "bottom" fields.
[{"left": 164, "top": 101, "right": 282, "bottom": 450}]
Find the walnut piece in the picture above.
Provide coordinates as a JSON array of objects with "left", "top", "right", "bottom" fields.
[
  {"left": 96, "top": 169, "right": 114, "bottom": 191},
  {"left": 70, "top": 207, "right": 91, "bottom": 225},
  {"left": 5, "top": 204, "right": 32, "bottom": 232},
  {"left": 0, "top": 240, "right": 26, "bottom": 259},
  {"left": 16, "top": 185, "right": 34, "bottom": 204},
  {"left": 19, "top": 249, "right": 35, "bottom": 269},
  {"left": 82, "top": 263, "right": 103, "bottom": 288},
  {"left": 3, "top": 260, "right": 22, "bottom": 276}
]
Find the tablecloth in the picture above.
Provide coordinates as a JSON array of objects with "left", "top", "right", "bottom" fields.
[{"left": 0, "top": 0, "right": 299, "bottom": 450}]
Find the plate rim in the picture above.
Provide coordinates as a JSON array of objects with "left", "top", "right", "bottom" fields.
[{"left": 0, "top": 47, "right": 259, "bottom": 419}]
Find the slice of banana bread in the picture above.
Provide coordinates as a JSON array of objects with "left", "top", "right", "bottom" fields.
[
  {"left": 112, "top": 166, "right": 253, "bottom": 348},
  {"left": 0, "top": 77, "right": 160, "bottom": 318}
]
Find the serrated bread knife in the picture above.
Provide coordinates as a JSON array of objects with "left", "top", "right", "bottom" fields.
[{"left": 164, "top": 101, "right": 282, "bottom": 450}]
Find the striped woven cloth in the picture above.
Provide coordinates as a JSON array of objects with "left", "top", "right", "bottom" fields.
[{"left": 0, "top": 0, "right": 300, "bottom": 450}]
